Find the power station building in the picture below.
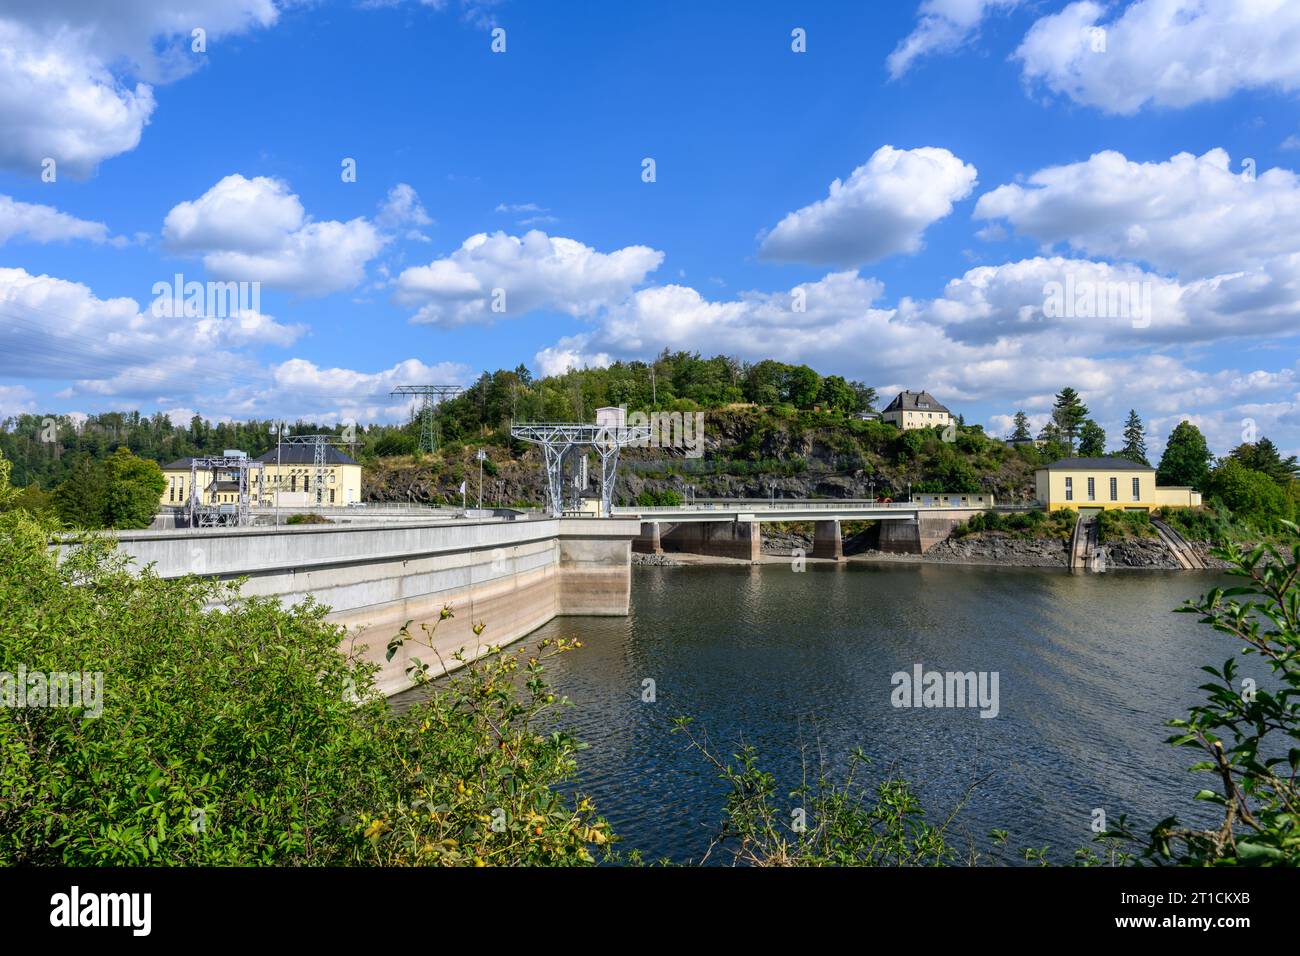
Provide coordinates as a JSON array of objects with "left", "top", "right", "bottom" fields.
[{"left": 161, "top": 445, "right": 363, "bottom": 510}]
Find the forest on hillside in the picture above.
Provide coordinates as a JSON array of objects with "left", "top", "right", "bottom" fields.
[
  {"left": 0, "top": 353, "right": 873, "bottom": 488},
  {"left": 3, "top": 351, "right": 1297, "bottom": 536}
]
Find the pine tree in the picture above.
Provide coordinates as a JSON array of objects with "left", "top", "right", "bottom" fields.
[
  {"left": 1228, "top": 437, "right": 1300, "bottom": 485},
  {"left": 1010, "top": 411, "right": 1032, "bottom": 442},
  {"left": 1118, "top": 410, "right": 1148, "bottom": 465},
  {"left": 54, "top": 456, "right": 108, "bottom": 529},
  {"left": 1051, "top": 387, "right": 1089, "bottom": 454}
]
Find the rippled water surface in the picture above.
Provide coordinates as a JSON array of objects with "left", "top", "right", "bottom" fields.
[{"left": 398, "top": 562, "right": 1239, "bottom": 863}]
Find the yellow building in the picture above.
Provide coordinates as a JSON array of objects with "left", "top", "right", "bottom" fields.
[
  {"left": 882, "top": 390, "right": 953, "bottom": 430},
  {"left": 1034, "top": 456, "right": 1201, "bottom": 514},
  {"left": 161, "top": 445, "right": 363, "bottom": 510}
]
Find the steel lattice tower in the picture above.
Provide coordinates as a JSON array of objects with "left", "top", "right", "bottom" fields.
[
  {"left": 281, "top": 434, "right": 354, "bottom": 507},
  {"left": 510, "top": 417, "right": 651, "bottom": 517},
  {"left": 391, "top": 385, "right": 462, "bottom": 454}
]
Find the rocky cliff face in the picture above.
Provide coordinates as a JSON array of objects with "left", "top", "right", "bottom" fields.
[{"left": 361, "top": 409, "right": 1043, "bottom": 505}]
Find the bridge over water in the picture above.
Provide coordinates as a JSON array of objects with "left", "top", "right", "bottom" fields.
[{"left": 613, "top": 498, "right": 1020, "bottom": 560}]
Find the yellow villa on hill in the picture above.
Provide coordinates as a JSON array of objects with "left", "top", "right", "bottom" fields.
[
  {"left": 1034, "top": 456, "right": 1201, "bottom": 514},
  {"left": 160, "top": 445, "right": 363, "bottom": 510},
  {"left": 881, "top": 390, "right": 952, "bottom": 430}
]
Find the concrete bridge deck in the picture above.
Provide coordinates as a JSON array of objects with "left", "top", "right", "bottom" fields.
[{"left": 615, "top": 499, "right": 1017, "bottom": 560}]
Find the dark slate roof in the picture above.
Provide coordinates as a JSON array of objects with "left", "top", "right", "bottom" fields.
[
  {"left": 163, "top": 445, "right": 359, "bottom": 470},
  {"left": 883, "top": 390, "right": 950, "bottom": 414},
  {"left": 254, "top": 445, "right": 358, "bottom": 466},
  {"left": 1043, "top": 456, "right": 1153, "bottom": 471}
]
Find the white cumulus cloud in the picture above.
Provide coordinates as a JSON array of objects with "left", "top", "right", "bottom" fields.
[
  {"left": 757, "top": 146, "right": 978, "bottom": 267},
  {"left": 1014, "top": 0, "right": 1300, "bottom": 115},
  {"left": 163, "top": 174, "right": 386, "bottom": 294},
  {"left": 394, "top": 230, "right": 664, "bottom": 326},
  {"left": 0, "top": 195, "right": 113, "bottom": 245},
  {"left": 888, "top": 0, "right": 1023, "bottom": 79},
  {"left": 0, "top": 2, "right": 278, "bottom": 176},
  {"left": 975, "top": 148, "right": 1300, "bottom": 277}
]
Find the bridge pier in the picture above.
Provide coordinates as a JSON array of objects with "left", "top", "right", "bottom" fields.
[
  {"left": 812, "top": 519, "right": 843, "bottom": 561},
  {"left": 633, "top": 520, "right": 662, "bottom": 555},
  {"left": 662, "top": 520, "right": 760, "bottom": 561}
]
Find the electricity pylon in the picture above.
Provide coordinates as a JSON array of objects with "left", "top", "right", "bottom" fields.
[{"left": 390, "top": 385, "right": 462, "bottom": 453}]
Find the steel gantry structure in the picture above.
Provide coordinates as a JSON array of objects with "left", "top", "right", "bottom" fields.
[
  {"left": 279, "top": 434, "right": 352, "bottom": 508},
  {"left": 510, "top": 414, "right": 652, "bottom": 517},
  {"left": 187, "top": 454, "right": 265, "bottom": 528},
  {"left": 390, "top": 385, "right": 462, "bottom": 454}
]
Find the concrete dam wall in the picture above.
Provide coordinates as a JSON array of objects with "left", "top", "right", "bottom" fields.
[{"left": 99, "top": 517, "right": 640, "bottom": 697}]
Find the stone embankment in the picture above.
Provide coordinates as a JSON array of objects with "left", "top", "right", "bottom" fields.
[
  {"left": 631, "top": 551, "right": 684, "bottom": 567},
  {"left": 915, "top": 534, "right": 1069, "bottom": 567}
]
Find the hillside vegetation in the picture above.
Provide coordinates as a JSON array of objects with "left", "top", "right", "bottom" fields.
[{"left": 3, "top": 352, "right": 1297, "bottom": 538}]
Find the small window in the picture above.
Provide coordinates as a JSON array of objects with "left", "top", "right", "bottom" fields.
[
  {"left": 1109, "top": 477, "right": 1117, "bottom": 501},
  {"left": 1132, "top": 477, "right": 1140, "bottom": 501},
  {"left": 1087, "top": 477, "right": 1095, "bottom": 501},
  {"left": 1065, "top": 477, "right": 1073, "bottom": 501}
]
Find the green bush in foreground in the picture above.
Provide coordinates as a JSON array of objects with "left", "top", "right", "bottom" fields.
[{"left": 0, "top": 510, "right": 604, "bottom": 865}]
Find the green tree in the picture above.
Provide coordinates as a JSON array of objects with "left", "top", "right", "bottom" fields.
[
  {"left": 54, "top": 456, "right": 108, "bottom": 528},
  {"left": 1036, "top": 420, "right": 1069, "bottom": 460},
  {"left": 784, "top": 365, "right": 822, "bottom": 409},
  {"left": 102, "top": 447, "right": 166, "bottom": 529},
  {"left": 849, "top": 381, "right": 877, "bottom": 413},
  {"left": 1050, "top": 387, "right": 1089, "bottom": 453},
  {"left": 1157, "top": 420, "right": 1212, "bottom": 491},
  {"left": 1009, "top": 411, "right": 1032, "bottom": 442},
  {"left": 1077, "top": 420, "right": 1106, "bottom": 457},
  {"left": 1117, "top": 410, "right": 1148, "bottom": 465},
  {"left": 0, "top": 449, "right": 16, "bottom": 510},
  {"left": 1229, "top": 437, "right": 1300, "bottom": 486},
  {"left": 1203, "top": 459, "right": 1293, "bottom": 531},
  {"left": 817, "top": 375, "right": 856, "bottom": 413}
]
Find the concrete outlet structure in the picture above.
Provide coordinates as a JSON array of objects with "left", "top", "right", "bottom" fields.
[
  {"left": 812, "top": 519, "right": 843, "bottom": 560},
  {"left": 660, "top": 519, "right": 761, "bottom": 561},
  {"left": 634, "top": 520, "right": 663, "bottom": 555},
  {"left": 92, "top": 517, "right": 640, "bottom": 697},
  {"left": 876, "top": 510, "right": 985, "bottom": 554}
]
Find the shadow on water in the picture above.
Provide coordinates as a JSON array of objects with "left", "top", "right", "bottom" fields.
[{"left": 394, "top": 562, "right": 1240, "bottom": 864}]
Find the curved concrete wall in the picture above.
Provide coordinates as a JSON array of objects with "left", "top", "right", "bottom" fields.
[{"left": 89, "top": 517, "right": 639, "bottom": 696}]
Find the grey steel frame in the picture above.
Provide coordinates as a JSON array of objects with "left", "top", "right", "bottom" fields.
[{"left": 509, "top": 422, "right": 652, "bottom": 517}]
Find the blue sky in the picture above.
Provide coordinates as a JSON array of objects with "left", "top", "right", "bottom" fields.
[{"left": 2, "top": 0, "right": 1300, "bottom": 457}]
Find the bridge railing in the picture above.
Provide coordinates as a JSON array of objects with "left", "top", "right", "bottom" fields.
[{"left": 613, "top": 500, "right": 922, "bottom": 513}]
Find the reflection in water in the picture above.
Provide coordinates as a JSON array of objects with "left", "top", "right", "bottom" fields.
[{"left": 395, "top": 562, "right": 1235, "bottom": 864}]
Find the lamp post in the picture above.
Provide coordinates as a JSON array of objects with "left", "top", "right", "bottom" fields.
[
  {"left": 269, "top": 421, "right": 284, "bottom": 526},
  {"left": 476, "top": 448, "right": 486, "bottom": 510}
]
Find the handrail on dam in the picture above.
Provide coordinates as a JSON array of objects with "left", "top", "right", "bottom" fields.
[{"left": 613, "top": 500, "right": 1033, "bottom": 515}]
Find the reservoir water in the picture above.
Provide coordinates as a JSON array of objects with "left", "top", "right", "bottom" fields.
[{"left": 399, "top": 561, "right": 1238, "bottom": 864}]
